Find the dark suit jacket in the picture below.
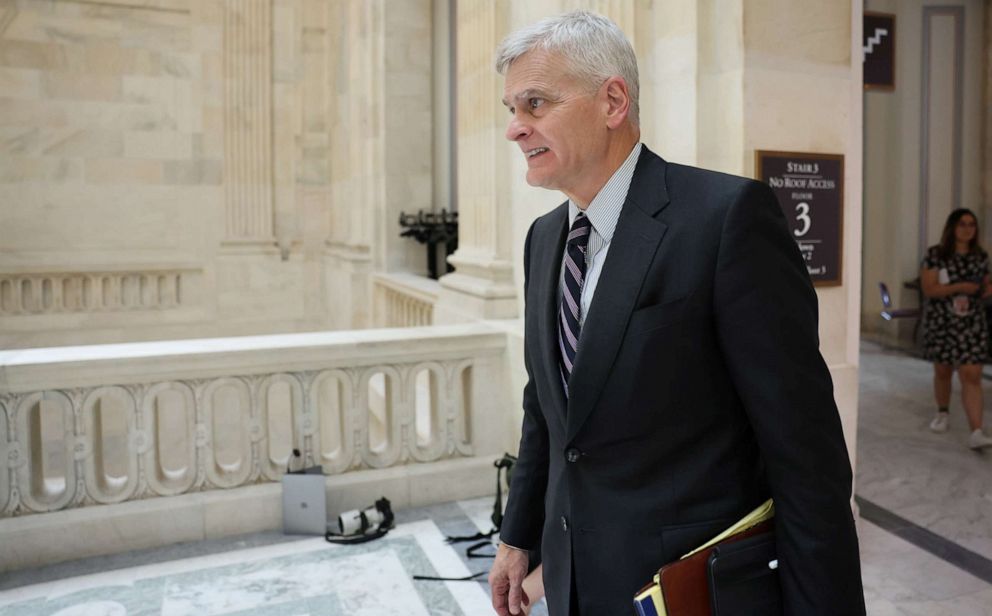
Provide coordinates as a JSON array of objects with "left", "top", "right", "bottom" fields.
[{"left": 500, "top": 146, "right": 865, "bottom": 616}]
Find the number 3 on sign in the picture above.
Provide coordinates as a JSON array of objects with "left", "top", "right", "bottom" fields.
[{"left": 794, "top": 202, "right": 811, "bottom": 237}]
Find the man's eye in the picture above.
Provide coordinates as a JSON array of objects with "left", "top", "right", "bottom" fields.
[
  {"left": 528, "top": 97, "right": 543, "bottom": 110},
  {"left": 507, "top": 106, "right": 515, "bottom": 115}
]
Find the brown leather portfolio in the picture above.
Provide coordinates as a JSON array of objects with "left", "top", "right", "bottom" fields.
[{"left": 655, "top": 520, "right": 774, "bottom": 616}]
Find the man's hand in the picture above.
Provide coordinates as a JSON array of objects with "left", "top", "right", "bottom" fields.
[{"left": 489, "top": 542, "right": 531, "bottom": 616}]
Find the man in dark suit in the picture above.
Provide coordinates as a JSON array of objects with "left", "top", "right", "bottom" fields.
[{"left": 487, "top": 10, "right": 866, "bottom": 616}]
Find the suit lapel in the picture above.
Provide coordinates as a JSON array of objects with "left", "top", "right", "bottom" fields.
[
  {"left": 566, "top": 148, "right": 671, "bottom": 443},
  {"left": 535, "top": 204, "right": 569, "bottom": 432}
]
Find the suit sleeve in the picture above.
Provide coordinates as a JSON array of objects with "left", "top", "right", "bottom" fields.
[
  {"left": 713, "top": 181, "right": 866, "bottom": 615},
  {"left": 498, "top": 220, "right": 550, "bottom": 551}
]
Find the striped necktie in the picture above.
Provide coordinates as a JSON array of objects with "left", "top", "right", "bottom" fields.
[{"left": 559, "top": 212, "right": 592, "bottom": 394}]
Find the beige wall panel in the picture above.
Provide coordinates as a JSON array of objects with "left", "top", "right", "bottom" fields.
[
  {"left": 216, "top": 255, "right": 306, "bottom": 320},
  {"left": 0, "top": 67, "right": 42, "bottom": 99},
  {"left": 743, "top": 1, "right": 851, "bottom": 66},
  {"left": 635, "top": 0, "right": 697, "bottom": 165},
  {"left": 1, "top": 185, "right": 218, "bottom": 254},
  {"left": 741, "top": 64, "right": 851, "bottom": 160},
  {"left": 958, "top": 2, "right": 986, "bottom": 217},
  {"left": 923, "top": 14, "right": 960, "bottom": 249},
  {"left": 695, "top": 0, "right": 744, "bottom": 175}
]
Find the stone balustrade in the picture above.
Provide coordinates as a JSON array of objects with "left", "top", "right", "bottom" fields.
[
  {"left": 0, "top": 324, "right": 509, "bottom": 520},
  {"left": 0, "top": 269, "right": 197, "bottom": 316},
  {"left": 372, "top": 273, "right": 441, "bottom": 328}
]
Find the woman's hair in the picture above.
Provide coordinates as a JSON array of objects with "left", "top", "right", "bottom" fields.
[
  {"left": 494, "top": 10, "right": 640, "bottom": 125},
  {"left": 937, "top": 208, "right": 984, "bottom": 259}
]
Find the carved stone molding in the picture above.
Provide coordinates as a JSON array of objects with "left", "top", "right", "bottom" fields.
[
  {"left": 0, "top": 269, "right": 198, "bottom": 316},
  {"left": 60, "top": 0, "right": 191, "bottom": 13}
]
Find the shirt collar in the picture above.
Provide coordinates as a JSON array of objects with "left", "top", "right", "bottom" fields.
[{"left": 568, "top": 142, "right": 642, "bottom": 244}]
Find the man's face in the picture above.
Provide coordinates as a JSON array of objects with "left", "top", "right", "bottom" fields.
[{"left": 502, "top": 50, "right": 607, "bottom": 201}]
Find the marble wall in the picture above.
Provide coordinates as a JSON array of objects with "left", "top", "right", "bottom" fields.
[{"left": 0, "top": 0, "right": 439, "bottom": 347}]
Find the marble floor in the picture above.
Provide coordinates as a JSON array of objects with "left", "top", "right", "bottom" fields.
[
  {"left": 1, "top": 341, "right": 991, "bottom": 615},
  {"left": 0, "top": 505, "right": 503, "bottom": 616},
  {"left": 855, "top": 340, "right": 992, "bottom": 614}
]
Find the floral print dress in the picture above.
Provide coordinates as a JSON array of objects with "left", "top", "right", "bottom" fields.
[{"left": 921, "top": 246, "right": 989, "bottom": 364}]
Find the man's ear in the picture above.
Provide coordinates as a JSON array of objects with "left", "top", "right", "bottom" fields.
[{"left": 602, "top": 77, "right": 631, "bottom": 129}]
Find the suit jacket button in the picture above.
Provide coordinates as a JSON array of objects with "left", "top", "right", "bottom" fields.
[
  {"left": 561, "top": 516, "right": 569, "bottom": 532},
  {"left": 565, "top": 448, "right": 581, "bottom": 463}
]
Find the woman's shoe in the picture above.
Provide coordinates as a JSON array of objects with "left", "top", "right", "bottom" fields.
[
  {"left": 929, "top": 412, "right": 949, "bottom": 433},
  {"left": 967, "top": 429, "right": 992, "bottom": 450}
]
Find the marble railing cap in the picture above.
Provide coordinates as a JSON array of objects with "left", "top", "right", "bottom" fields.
[{"left": 0, "top": 324, "right": 504, "bottom": 368}]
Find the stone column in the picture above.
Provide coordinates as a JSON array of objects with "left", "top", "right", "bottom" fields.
[
  {"left": 294, "top": 0, "right": 334, "bottom": 328},
  {"left": 324, "top": 0, "right": 381, "bottom": 329},
  {"left": 434, "top": 0, "right": 518, "bottom": 323},
  {"left": 272, "top": 0, "right": 302, "bottom": 260},
  {"left": 216, "top": 0, "right": 312, "bottom": 327},
  {"left": 377, "top": 0, "right": 434, "bottom": 276},
  {"left": 222, "top": 0, "right": 278, "bottom": 251}
]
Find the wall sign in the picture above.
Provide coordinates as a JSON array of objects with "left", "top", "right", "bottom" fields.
[
  {"left": 755, "top": 151, "right": 844, "bottom": 287},
  {"left": 864, "top": 11, "right": 896, "bottom": 90}
]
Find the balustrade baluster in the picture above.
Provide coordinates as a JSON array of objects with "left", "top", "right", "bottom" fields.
[
  {"left": 52, "top": 276, "right": 64, "bottom": 312},
  {"left": 173, "top": 273, "right": 182, "bottom": 306},
  {"left": 103, "top": 276, "right": 116, "bottom": 310},
  {"left": 19, "top": 279, "right": 31, "bottom": 313},
  {"left": 0, "top": 279, "right": 13, "bottom": 315}
]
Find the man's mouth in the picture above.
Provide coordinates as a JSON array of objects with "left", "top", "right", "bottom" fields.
[{"left": 526, "top": 147, "right": 549, "bottom": 159}]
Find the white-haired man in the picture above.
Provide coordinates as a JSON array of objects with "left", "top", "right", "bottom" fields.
[{"left": 487, "top": 10, "right": 865, "bottom": 616}]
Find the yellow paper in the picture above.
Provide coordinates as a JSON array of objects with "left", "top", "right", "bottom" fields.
[{"left": 681, "top": 498, "right": 775, "bottom": 559}]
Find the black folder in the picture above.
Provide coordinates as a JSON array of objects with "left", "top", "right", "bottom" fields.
[{"left": 707, "top": 532, "right": 782, "bottom": 616}]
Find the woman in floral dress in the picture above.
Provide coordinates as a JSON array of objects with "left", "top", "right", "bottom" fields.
[{"left": 920, "top": 208, "right": 992, "bottom": 449}]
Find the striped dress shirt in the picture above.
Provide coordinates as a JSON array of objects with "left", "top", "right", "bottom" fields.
[{"left": 559, "top": 142, "right": 642, "bottom": 326}]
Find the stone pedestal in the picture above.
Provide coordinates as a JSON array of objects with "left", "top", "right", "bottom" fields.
[
  {"left": 324, "top": 244, "right": 373, "bottom": 331},
  {"left": 435, "top": 254, "right": 518, "bottom": 323}
]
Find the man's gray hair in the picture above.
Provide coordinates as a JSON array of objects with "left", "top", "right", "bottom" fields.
[{"left": 495, "top": 10, "right": 639, "bottom": 125}]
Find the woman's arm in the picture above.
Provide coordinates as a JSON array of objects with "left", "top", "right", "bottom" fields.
[{"left": 920, "top": 267, "right": 980, "bottom": 298}]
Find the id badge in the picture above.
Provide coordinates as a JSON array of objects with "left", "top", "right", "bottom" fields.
[{"left": 952, "top": 295, "right": 971, "bottom": 317}]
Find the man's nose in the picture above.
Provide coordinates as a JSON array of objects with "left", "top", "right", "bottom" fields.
[{"left": 505, "top": 113, "right": 531, "bottom": 142}]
